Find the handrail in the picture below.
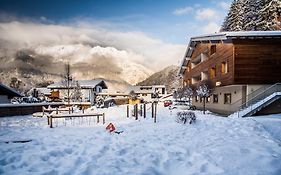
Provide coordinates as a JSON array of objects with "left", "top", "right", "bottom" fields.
[
  {"left": 235, "top": 83, "right": 281, "bottom": 117},
  {"left": 239, "top": 83, "right": 281, "bottom": 109},
  {"left": 226, "top": 83, "right": 281, "bottom": 117}
]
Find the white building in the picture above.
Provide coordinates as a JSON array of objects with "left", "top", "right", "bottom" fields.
[
  {"left": 126, "top": 85, "right": 166, "bottom": 101},
  {"left": 47, "top": 79, "right": 108, "bottom": 104}
]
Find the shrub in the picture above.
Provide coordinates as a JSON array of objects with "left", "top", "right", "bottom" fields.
[{"left": 175, "top": 111, "right": 196, "bottom": 124}]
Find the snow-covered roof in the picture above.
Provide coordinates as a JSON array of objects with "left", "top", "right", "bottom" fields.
[
  {"left": 36, "top": 88, "right": 51, "bottom": 95},
  {"left": 126, "top": 85, "right": 166, "bottom": 94},
  {"left": 0, "top": 83, "right": 23, "bottom": 97},
  {"left": 179, "top": 31, "right": 281, "bottom": 75},
  {"left": 48, "top": 79, "right": 108, "bottom": 89}
]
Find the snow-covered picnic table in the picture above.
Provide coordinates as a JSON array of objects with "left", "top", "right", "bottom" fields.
[{"left": 48, "top": 112, "right": 105, "bottom": 128}]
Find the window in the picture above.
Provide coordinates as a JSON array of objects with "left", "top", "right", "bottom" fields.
[
  {"left": 221, "top": 61, "right": 228, "bottom": 74},
  {"left": 210, "top": 67, "right": 216, "bottom": 79},
  {"left": 200, "top": 97, "right": 203, "bottom": 103},
  {"left": 224, "top": 93, "right": 231, "bottom": 104},
  {"left": 213, "top": 94, "right": 218, "bottom": 103},
  {"left": 210, "top": 45, "right": 216, "bottom": 55}
]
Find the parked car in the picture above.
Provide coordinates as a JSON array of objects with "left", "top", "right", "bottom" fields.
[
  {"left": 169, "top": 100, "right": 196, "bottom": 110},
  {"left": 164, "top": 100, "right": 173, "bottom": 107}
]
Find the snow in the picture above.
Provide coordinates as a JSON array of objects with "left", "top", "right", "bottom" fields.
[{"left": 1, "top": 105, "right": 281, "bottom": 175}]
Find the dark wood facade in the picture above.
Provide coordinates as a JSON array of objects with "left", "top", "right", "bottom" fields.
[
  {"left": 183, "top": 38, "right": 281, "bottom": 87},
  {"left": 234, "top": 39, "right": 281, "bottom": 84}
]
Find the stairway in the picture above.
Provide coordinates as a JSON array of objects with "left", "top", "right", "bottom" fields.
[{"left": 229, "top": 83, "right": 281, "bottom": 118}]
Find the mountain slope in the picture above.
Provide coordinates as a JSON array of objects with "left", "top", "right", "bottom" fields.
[
  {"left": 0, "top": 46, "right": 153, "bottom": 93},
  {"left": 137, "top": 65, "right": 181, "bottom": 93}
]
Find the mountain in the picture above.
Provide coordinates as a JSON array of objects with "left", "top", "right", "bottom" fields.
[
  {"left": 0, "top": 46, "right": 153, "bottom": 93},
  {"left": 221, "top": 0, "right": 281, "bottom": 31},
  {"left": 136, "top": 65, "right": 181, "bottom": 93}
]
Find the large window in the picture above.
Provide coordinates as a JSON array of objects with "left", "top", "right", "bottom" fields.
[
  {"left": 221, "top": 61, "right": 228, "bottom": 74},
  {"left": 210, "top": 67, "right": 216, "bottom": 79},
  {"left": 213, "top": 94, "right": 218, "bottom": 103},
  {"left": 224, "top": 93, "right": 231, "bottom": 104},
  {"left": 210, "top": 45, "right": 216, "bottom": 55}
]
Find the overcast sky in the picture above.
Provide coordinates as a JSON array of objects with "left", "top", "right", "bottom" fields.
[{"left": 0, "top": 0, "right": 232, "bottom": 70}]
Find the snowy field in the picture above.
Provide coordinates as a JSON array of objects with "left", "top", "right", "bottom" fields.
[{"left": 0, "top": 104, "right": 281, "bottom": 175}]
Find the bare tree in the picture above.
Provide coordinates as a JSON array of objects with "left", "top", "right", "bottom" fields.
[
  {"left": 196, "top": 81, "right": 210, "bottom": 114},
  {"left": 183, "top": 86, "right": 194, "bottom": 105},
  {"left": 129, "top": 90, "right": 138, "bottom": 101},
  {"left": 71, "top": 81, "right": 82, "bottom": 102},
  {"left": 61, "top": 63, "right": 73, "bottom": 105}
]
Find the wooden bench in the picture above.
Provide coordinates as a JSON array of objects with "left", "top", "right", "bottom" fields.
[
  {"left": 47, "top": 113, "right": 105, "bottom": 128},
  {"left": 43, "top": 106, "right": 75, "bottom": 116}
]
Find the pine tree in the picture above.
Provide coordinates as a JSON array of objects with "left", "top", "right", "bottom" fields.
[
  {"left": 256, "top": 0, "right": 281, "bottom": 30},
  {"left": 243, "top": 0, "right": 261, "bottom": 31},
  {"left": 221, "top": 0, "right": 281, "bottom": 31},
  {"left": 221, "top": 0, "right": 240, "bottom": 31}
]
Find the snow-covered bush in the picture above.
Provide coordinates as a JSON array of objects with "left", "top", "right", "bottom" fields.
[{"left": 175, "top": 111, "right": 196, "bottom": 124}]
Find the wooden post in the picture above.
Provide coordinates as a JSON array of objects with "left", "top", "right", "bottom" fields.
[
  {"left": 103, "top": 113, "right": 105, "bottom": 124},
  {"left": 152, "top": 102, "right": 154, "bottom": 118},
  {"left": 56, "top": 107, "right": 58, "bottom": 114},
  {"left": 140, "top": 104, "right": 143, "bottom": 116},
  {"left": 82, "top": 107, "right": 84, "bottom": 114},
  {"left": 144, "top": 103, "right": 146, "bottom": 118},
  {"left": 50, "top": 117, "right": 53, "bottom": 128},
  {"left": 135, "top": 104, "right": 138, "bottom": 120},
  {"left": 127, "top": 105, "right": 129, "bottom": 118},
  {"left": 42, "top": 106, "right": 45, "bottom": 116},
  {"left": 72, "top": 107, "right": 74, "bottom": 113},
  {"left": 47, "top": 116, "right": 50, "bottom": 125},
  {"left": 97, "top": 115, "right": 100, "bottom": 123},
  {"left": 154, "top": 102, "right": 157, "bottom": 123}
]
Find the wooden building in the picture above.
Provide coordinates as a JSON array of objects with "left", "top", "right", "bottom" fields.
[{"left": 179, "top": 31, "right": 281, "bottom": 116}]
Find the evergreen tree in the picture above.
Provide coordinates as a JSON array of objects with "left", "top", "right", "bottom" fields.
[
  {"left": 243, "top": 0, "right": 261, "bottom": 31},
  {"left": 221, "top": 0, "right": 281, "bottom": 31},
  {"left": 256, "top": 0, "right": 281, "bottom": 30},
  {"left": 221, "top": 0, "right": 240, "bottom": 31}
]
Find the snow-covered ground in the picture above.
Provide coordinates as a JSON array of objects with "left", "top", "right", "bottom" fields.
[{"left": 0, "top": 104, "right": 281, "bottom": 175}]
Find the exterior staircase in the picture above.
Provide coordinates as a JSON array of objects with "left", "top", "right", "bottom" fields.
[{"left": 229, "top": 83, "right": 281, "bottom": 118}]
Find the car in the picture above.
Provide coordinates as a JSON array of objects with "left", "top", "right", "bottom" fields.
[
  {"left": 164, "top": 100, "right": 173, "bottom": 107},
  {"left": 169, "top": 100, "right": 196, "bottom": 110}
]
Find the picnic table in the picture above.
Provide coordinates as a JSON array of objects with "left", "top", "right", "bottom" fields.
[{"left": 47, "top": 112, "right": 105, "bottom": 128}]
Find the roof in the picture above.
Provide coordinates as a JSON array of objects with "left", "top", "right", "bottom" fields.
[
  {"left": 0, "top": 83, "right": 23, "bottom": 97},
  {"left": 47, "top": 79, "right": 108, "bottom": 89},
  {"left": 126, "top": 85, "right": 166, "bottom": 94},
  {"left": 179, "top": 31, "right": 281, "bottom": 75}
]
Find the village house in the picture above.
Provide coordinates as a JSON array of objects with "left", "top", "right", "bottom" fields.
[
  {"left": 47, "top": 79, "right": 108, "bottom": 104},
  {"left": 126, "top": 85, "right": 166, "bottom": 101},
  {"left": 0, "top": 83, "right": 23, "bottom": 104},
  {"left": 179, "top": 31, "right": 281, "bottom": 116}
]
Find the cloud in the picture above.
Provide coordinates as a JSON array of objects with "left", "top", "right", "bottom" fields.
[
  {"left": 173, "top": 7, "right": 193, "bottom": 15},
  {"left": 0, "top": 21, "right": 184, "bottom": 70},
  {"left": 218, "top": 1, "right": 231, "bottom": 10},
  {"left": 202, "top": 22, "right": 220, "bottom": 33},
  {"left": 195, "top": 8, "right": 218, "bottom": 21}
]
